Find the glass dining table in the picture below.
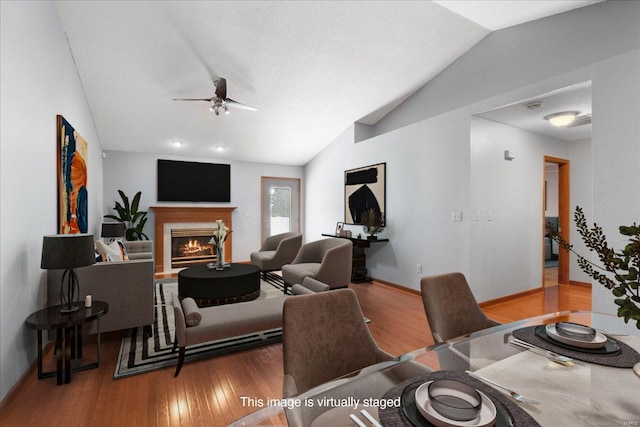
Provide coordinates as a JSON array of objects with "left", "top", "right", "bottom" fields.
[{"left": 229, "top": 311, "right": 640, "bottom": 426}]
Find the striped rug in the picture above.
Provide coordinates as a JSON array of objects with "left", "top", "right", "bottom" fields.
[{"left": 114, "top": 274, "right": 286, "bottom": 379}]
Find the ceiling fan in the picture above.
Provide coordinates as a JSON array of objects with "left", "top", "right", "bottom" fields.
[{"left": 173, "top": 78, "right": 258, "bottom": 116}]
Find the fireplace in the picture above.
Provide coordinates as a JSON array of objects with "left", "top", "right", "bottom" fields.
[
  {"left": 150, "top": 206, "right": 235, "bottom": 274},
  {"left": 171, "top": 228, "right": 216, "bottom": 268},
  {"left": 150, "top": 206, "right": 236, "bottom": 274}
]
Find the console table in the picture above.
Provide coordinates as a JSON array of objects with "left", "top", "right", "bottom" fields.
[
  {"left": 25, "top": 301, "right": 108, "bottom": 385},
  {"left": 322, "top": 234, "right": 389, "bottom": 282}
]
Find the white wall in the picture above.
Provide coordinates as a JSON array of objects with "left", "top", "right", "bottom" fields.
[
  {"left": 469, "top": 117, "right": 590, "bottom": 300},
  {"left": 306, "top": 111, "right": 472, "bottom": 292},
  {"left": 102, "top": 150, "right": 304, "bottom": 262},
  {"left": 591, "top": 49, "right": 640, "bottom": 333},
  {"left": 567, "top": 138, "right": 592, "bottom": 283},
  {"left": 305, "top": 3, "right": 639, "bottom": 307},
  {"left": 0, "top": 2, "right": 103, "bottom": 401}
]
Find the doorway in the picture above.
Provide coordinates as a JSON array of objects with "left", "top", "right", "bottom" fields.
[
  {"left": 543, "top": 156, "right": 570, "bottom": 286},
  {"left": 261, "top": 177, "right": 301, "bottom": 241}
]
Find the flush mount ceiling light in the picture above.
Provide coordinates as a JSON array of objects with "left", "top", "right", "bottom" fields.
[{"left": 544, "top": 111, "right": 579, "bottom": 127}]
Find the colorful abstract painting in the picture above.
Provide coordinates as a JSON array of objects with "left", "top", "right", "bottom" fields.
[{"left": 57, "top": 115, "right": 88, "bottom": 234}]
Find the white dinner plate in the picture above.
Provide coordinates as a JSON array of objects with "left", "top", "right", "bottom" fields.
[
  {"left": 546, "top": 323, "right": 607, "bottom": 349},
  {"left": 415, "top": 381, "right": 497, "bottom": 427}
]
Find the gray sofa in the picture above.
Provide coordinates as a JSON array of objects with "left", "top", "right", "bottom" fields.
[
  {"left": 46, "top": 240, "right": 154, "bottom": 334},
  {"left": 282, "top": 238, "right": 353, "bottom": 291},
  {"left": 122, "top": 240, "right": 153, "bottom": 260}
]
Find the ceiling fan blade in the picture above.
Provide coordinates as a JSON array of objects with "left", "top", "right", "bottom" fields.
[
  {"left": 214, "top": 78, "right": 227, "bottom": 100},
  {"left": 172, "top": 98, "right": 213, "bottom": 102},
  {"left": 225, "top": 98, "right": 258, "bottom": 111}
]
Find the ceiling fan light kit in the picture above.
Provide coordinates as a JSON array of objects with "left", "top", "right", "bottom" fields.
[
  {"left": 210, "top": 103, "right": 229, "bottom": 116},
  {"left": 173, "top": 77, "right": 257, "bottom": 117}
]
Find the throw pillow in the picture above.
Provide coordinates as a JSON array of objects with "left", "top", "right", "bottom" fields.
[
  {"left": 181, "top": 298, "right": 202, "bottom": 327},
  {"left": 95, "top": 240, "right": 111, "bottom": 262},
  {"left": 114, "top": 240, "right": 129, "bottom": 261}
]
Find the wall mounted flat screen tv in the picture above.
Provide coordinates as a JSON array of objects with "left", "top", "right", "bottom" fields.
[{"left": 157, "top": 159, "right": 231, "bottom": 202}]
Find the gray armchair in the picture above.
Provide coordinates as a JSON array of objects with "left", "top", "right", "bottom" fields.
[
  {"left": 282, "top": 238, "right": 353, "bottom": 292},
  {"left": 250, "top": 232, "right": 302, "bottom": 276},
  {"left": 290, "top": 277, "right": 330, "bottom": 295}
]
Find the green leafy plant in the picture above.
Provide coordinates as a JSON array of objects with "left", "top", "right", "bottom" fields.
[
  {"left": 547, "top": 206, "right": 640, "bottom": 329},
  {"left": 104, "top": 190, "right": 149, "bottom": 241}
]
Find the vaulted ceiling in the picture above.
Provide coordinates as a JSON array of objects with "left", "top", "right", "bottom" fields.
[{"left": 55, "top": 1, "right": 602, "bottom": 165}]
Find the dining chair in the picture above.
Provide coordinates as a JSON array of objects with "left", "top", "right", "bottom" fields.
[
  {"left": 420, "top": 272, "right": 501, "bottom": 343},
  {"left": 282, "top": 288, "right": 430, "bottom": 426}
]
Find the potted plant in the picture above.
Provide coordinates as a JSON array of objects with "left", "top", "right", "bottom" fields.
[
  {"left": 104, "top": 190, "right": 149, "bottom": 241},
  {"left": 360, "top": 208, "right": 384, "bottom": 240},
  {"left": 547, "top": 206, "right": 640, "bottom": 329},
  {"left": 209, "top": 219, "right": 232, "bottom": 270}
]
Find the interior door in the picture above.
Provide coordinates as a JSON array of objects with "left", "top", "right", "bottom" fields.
[
  {"left": 261, "top": 177, "right": 300, "bottom": 240},
  {"left": 543, "top": 156, "right": 570, "bottom": 286}
]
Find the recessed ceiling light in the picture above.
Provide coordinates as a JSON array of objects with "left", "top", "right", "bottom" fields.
[
  {"left": 213, "top": 145, "right": 227, "bottom": 152},
  {"left": 544, "top": 111, "right": 579, "bottom": 127},
  {"left": 171, "top": 140, "right": 184, "bottom": 148}
]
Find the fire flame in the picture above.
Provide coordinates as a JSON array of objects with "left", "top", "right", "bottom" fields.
[{"left": 179, "top": 239, "right": 214, "bottom": 256}]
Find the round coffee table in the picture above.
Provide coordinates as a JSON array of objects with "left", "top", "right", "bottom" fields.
[{"left": 178, "top": 263, "right": 261, "bottom": 306}]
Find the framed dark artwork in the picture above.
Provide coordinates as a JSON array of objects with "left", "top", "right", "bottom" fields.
[
  {"left": 57, "top": 115, "right": 89, "bottom": 234},
  {"left": 344, "top": 162, "right": 386, "bottom": 225}
]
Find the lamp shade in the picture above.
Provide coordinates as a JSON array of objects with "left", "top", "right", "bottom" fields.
[
  {"left": 101, "top": 222, "right": 125, "bottom": 238},
  {"left": 41, "top": 234, "right": 96, "bottom": 270}
]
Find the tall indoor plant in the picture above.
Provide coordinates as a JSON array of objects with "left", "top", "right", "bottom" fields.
[
  {"left": 547, "top": 206, "right": 640, "bottom": 329},
  {"left": 104, "top": 190, "right": 149, "bottom": 240}
]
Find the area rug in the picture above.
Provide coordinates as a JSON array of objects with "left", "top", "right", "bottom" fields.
[{"left": 114, "top": 274, "right": 286, "bottom": 379}]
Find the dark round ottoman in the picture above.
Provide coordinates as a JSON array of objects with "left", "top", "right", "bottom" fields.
[{"left": 178, "top": 263, "right": 261, "bottom": 306}]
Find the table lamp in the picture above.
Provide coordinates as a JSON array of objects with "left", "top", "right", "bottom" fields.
[
  {"left": 101, "top": 222, "right": 125, "bottom": 242},
  {"left": 41, "top": 234, "right": 96, "bottom": 313}
]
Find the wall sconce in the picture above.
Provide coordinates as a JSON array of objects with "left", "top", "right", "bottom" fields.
[{"left": 504, "top": 150, "right": 515, "bottom": 161}]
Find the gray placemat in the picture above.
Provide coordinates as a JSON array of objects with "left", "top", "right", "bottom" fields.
[
  {"left": 379, "top": 370, "right": 541, "bottom": 427},
  {"left": 512, "top": 326, "right": 640, "bottom": 368}
]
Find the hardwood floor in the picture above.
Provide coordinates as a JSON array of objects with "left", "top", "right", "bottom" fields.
[
  {"left": 0, "top": 281, "right": 591, "bottom": 426},
  {"left": 544, "top": 265, "right": 558, "bottom": 287}
]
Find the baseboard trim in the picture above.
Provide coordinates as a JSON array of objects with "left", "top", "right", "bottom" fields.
[
  {"left": 366, "top": 277, "right": 421, "bottom": 296},
  {"left": 569, "top": 280, "right": 591, "bottom": 288},
  {"left": 478, "top": 288, "right": 542, "bottom": 308},
  {"left": 0, "top": 341, "right": 54, "bottom": 414}
]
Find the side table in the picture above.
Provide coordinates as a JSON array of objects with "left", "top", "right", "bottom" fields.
[{"left": 25, "top": 301, "right": 108, "bottom": 385}]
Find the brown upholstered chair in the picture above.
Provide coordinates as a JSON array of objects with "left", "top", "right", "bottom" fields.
[
  {"left": 250, "top": 232, "right": 302, "bottom": 277},
  {"left": 282, "top": 288, "right": 430, "bottom": 426},
  {"left": 420, "top": 272, "right": 500, "bottom": 343},
  {"left": 281, "top": 237, "right": 353, "bottom": 292}
]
